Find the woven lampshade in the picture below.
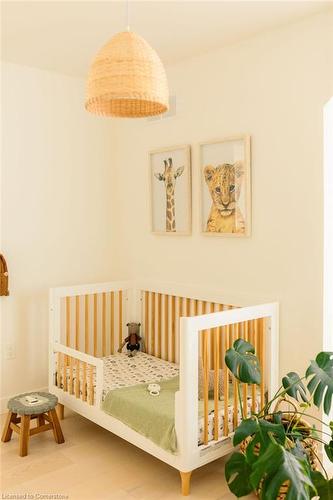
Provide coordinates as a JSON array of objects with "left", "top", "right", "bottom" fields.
[{"left": 85, "top": 31, "right": 169, "bottom": 118}]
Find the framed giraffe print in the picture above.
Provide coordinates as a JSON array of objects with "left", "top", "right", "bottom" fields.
[
  {"left": 149, "top": 145, "right": 191, "bottom": 235},
  {"left": 200, "top": 135, "right": 251, "bottom": 237}
]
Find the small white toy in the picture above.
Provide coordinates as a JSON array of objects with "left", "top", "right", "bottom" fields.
[
  {"left": 25, "top": 395, "right": 40, "bottom": 404},
  {"left": 148, "top": 383, "right": 160, "bottom": 396}
]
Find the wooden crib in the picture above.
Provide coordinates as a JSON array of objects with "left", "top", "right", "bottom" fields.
[{"left": 49, "top": 280, "right": 279, "bottom": 496}]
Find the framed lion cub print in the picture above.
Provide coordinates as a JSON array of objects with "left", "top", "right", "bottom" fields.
[{"left": 200, "top": 135, "right": 251, "bottom": 237}]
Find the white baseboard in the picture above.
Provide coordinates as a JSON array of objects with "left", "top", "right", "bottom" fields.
[{"left": 0, "top": 387, "right": 48, "bottom": 414}]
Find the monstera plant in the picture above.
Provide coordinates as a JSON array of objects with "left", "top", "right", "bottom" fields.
[{"left": 224, "top": 339, "right": 333, "bottom": 499}]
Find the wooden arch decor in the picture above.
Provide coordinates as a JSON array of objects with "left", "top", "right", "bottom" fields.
[{"left": 0, "top": 254, "right": 9, "bottom": 296}]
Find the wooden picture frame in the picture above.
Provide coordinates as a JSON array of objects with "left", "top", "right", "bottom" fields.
[
  {"left": 200, "top": 135, "right": 251, "bottom": 237},
  {"left": 149, "top": 145, "right": 192, "bottom": 235}
]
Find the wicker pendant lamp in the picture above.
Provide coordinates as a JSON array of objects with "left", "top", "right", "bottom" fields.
[{"left": 85, "top": 7, "right": 169, "bottom": 119}]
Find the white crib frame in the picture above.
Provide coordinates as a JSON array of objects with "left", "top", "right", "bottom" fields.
[{"left": 49, "top": 280, "right": 279, "bottom": 493}]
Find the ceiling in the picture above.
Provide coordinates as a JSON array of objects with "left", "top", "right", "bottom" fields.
[{"left": 1, "top": 1, "right": 331, "bottom": 77}]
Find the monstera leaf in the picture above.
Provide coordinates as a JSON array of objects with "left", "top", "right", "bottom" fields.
[
  {"left": 233, "top": 417, "right": 286, "bottom": 448},
  {"left": 225, "top": 339, "right": 261, "bottom": 385},
  {"left": 233, "top": 417, "right": 259, "bottom": 446},
  {"left": 306, "top": 352, "right": 333, "bottom": 415},
  {"left": 310, "top": 471, "right": 333, "bottom": 500},
  {"left": 282, "top": 372, "right": 308, "bottom": 402},
  {"left": 225, "top": 452, "right": 253, "bottom": 498},
  {"left": 250, "top": 443, "right": 315, "bottom": 500},
  {"left": 324, "top": 440, "right": 333, "bottom": 463}
]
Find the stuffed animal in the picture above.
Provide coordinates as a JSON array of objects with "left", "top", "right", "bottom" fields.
[{"left": 118, "top": 322, "right": 144, "bottom": 357}]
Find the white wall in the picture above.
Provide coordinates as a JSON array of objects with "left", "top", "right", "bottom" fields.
[
  {"left": 0, "top": 63, "right": 116, "bottom": 407},
  {"left": 111, "top": 11, "right": 333, "bottom": 379}
]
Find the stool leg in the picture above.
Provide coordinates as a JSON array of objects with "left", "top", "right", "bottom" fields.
[
  {"left": 49, "top": 409, "right": 65, "bottom": 444},
  {"left": 19, "top": 415, "right": 31, "bottom": 457},
  {"left": 56, "top": 403, "right": 64, "bottom": 420},
  {"left": 1, "top": 411, "right": 16, "bottom": 442},
  {"left": 37, "top": 414, "right": 45, "bottom": 427}
]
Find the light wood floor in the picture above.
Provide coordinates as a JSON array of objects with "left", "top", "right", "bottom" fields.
[{"left": 0, "top": 409, "right": 256, "bottom": 499}]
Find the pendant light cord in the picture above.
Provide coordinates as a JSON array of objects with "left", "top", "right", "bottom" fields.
[{"left": 126, "top": 0, "right": 130, "bottom": 31}]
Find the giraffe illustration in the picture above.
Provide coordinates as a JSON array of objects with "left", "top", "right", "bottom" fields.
[{"left": 154, "top": 158, "right": 184, "bottom": 232}]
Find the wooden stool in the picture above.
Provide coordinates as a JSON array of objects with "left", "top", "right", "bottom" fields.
[{"left": 1, "top": 391, "right": 65, "bottom": 457}]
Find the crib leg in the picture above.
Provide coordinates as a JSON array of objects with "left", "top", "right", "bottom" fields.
[
  {"left": 180, "top": 471, "right": 192, "bottom": 496},
  {"left": 56, "top": 403, "right": 64, "bottom": 420}
]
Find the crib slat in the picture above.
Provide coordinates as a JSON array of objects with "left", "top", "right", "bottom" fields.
[
  {"left": 65, "top": 297, "right": 70, "bottom": 388},
  {"left": 64, "top": 297, "right": 70, "bottom": 391},
  {"left": 102, "top": 292, "right": 106, "bottom": 357},
  {"left": 150, "top": 292, "right": 154, "bottom": 356},
  {"left": 242, "top": 320, "right": 249, "bottom": 417},
  {"left": 219, "top": 304, "right": 224, "bottom": 369},
  {"left": 82, "top": 361, "right": 87, "bottom": 402},
  {"left": 179, "top": 296, "right": 184, "bottom": 317},
  {"left": 157, "top": 293, "right": 162, "bottom": 358},
  {"left": 110, "top": 292, "right": 115, "bottom": 354},
  {"left": 210, "top": 302, "right": 215, "bottom": 367},
  {"left": 72, "top": 295, "right": 80, "bottom": 398},
  {"left": 62, "top": 352, "right": 67, "bottom": 393},
  {"left": 186, "top": 298, "right": 191, "bottom": 316},
  {"left": 194, "top": 300, "right": 199, "bottom": 359},
  {"left": 198, "top": 301, "right": 204, "bottom": 360},
  {"left": 85, "top": 295, "right": 89, "bottom": 354},
  {"left": 171, "top": 295, "right": 176, "bottom": 362},
  {"left": 59, "top": 352, "right": 64, "bottom": 391},
  {"left": 233, "top": 323, "right": 239, "bottom": 428},
  {"left": 75, "top": 296, "right": 80, "bottom": 350},
  {"left": 194, "top": 299, "right": 199, "bottom": 370},
  {"left": 228, "top": 306, "right": 234, "bottom": 346},
  {"left": 219, "top": 306, "right": 227, "bottom": 434},
  {"left": 214, "top": 307, "right": 220, "bottom": 441},
  {"left": 143, "top": 291, "right": 149, "bottom": 353},
  {"left": 118, "top": 291, "right": 123, "bottom": 351},
  {"left": 202, "top": 302, "right": 207, "bottom": 366},
  {"left": 191, "top": 298, "right": 196, "bottom": 316},
  {"left": 88, "top": 364, "right": 94, "bottom": 405},
  {"left": 73, "top": 295, "right": 80, "bottom": 398},
  {"left": 177, "top": 297, "right": 184, "bottom": 363},
  {"left": 75, "top": 358, "right": 80, "bottom": 398},
  {"left": 251, "top": 320, "right": 257, "bottom": 412},
  {"left": 203, "top": 332, "right": 209, "bottom": 445},
  {"left": 151, "top": 292, "right": 156, "bottom": 356},
  {"left": 56, "top": 352, "right": 61, "bottom": 387},
  {"left": 164, "top": 294, "right": 169, "bottom": 360},
  {"left": 223, "top": 307, "right": 231, "bottom": 436},
  {"left": 260, "top": 318, "right": 266, "bottom": 407},
  {"left": 69, "top": 355, "right": 73, "bottom": 395},
  {"left": 203, "top": 302, "right": 209, "bottom": 367},
  {"left": 66, "top": 296, "right": 71, "bottom": 348},
  {"left": 93, "top": 294, "right": 98, "bottom": 357}
]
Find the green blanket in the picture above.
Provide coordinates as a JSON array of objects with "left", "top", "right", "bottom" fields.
[{"left": 102, "top": 376, "right": 180, "bottom": 453}]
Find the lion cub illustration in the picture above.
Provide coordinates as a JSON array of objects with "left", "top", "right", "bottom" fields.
[{"left": 204, "top": 162, "right": 245, "bottom": 234}]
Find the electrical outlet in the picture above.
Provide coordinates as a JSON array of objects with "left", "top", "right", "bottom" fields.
[{"left": 5, "top": 343, "right": 16, "bottom": 360}]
